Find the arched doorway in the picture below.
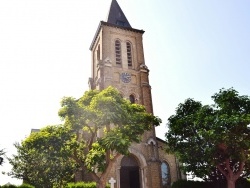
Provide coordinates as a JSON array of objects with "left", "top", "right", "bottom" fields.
[{"left": 120, "top": 155, "right": 140, "bottom": 188}]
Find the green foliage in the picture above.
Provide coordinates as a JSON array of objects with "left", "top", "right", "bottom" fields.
[
  {"left": 171, "top": 179, "right": 250, "bottom": 188},
  {"left": 0, "top": 185, "right": 17, "bottom": 188},
  {"left": 236, "top": 178, "right": 250, "bottom": 188},
  {"left": 85, "top": 142, "right": 106, "bottom": 172},
  {"left": 58, "top": 86, "right": 161, "bottom": 174},
  {"left": 166, "top": 88, "right": 250, "bottom": 181},
  {"left": 18, "top": 184, "right": 35, "bottom": 188},
  {"left": 66, "top": 182, "right": 110, "bottom": 188},
  {"left": 8, "top": 86, "right": 161, "bottom": 188},
  {"left": 8, "top": 125, "right": 76, "bottom": 188},
  {"left": 171, "top": 180, "right": 211, "bottom": 188},
  {"left": 0, "top": 184, "right": 34, "bottom": 188}
]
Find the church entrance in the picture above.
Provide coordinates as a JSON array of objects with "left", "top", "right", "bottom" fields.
[{"left": 120, "top": 155, "right": 140, "bottom": 188}]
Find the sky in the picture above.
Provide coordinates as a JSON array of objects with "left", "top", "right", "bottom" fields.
[{"left": 0, "top": 0, "right": 250, "bottom": 185}]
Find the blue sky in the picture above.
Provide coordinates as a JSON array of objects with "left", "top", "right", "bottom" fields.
[{"left": 0, "top": 0, "right": 250, "bottom": 185}]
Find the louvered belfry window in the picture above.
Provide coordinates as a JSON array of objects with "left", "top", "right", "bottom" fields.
[
  {"left": 115, "top": 40, "right": 122, "bottom": 65},
  {"left": 126, "top": 42, "right": 132, "bottom": 67}
]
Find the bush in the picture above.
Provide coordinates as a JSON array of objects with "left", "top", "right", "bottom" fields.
[
  {"left": 0, "top": 185, "right": 17, "bottom": 188},
  {"left": 0, "top": 184, "right": 34, "bottom": 188},
  {"left": 171, "top": 180, "right": 210, "bottom": 188},
  {"left": 172, "top": 179, "right": 250, "bottom": 188},
  {"left": 18, "top": 184, "right": 35, "bottom": 188},
  {"left": 66, "top": 182, "right": 96, "bottom": 188},
  {"left": 66, "top": 182, "right": 110, "bottom": 188},
  {"left": 236, "top": 178, "right": 250, "bottom": 188}
]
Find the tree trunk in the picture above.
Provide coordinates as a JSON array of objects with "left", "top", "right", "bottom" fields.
[
  {"left": 227, "top": 178, "right": 235, "bottom": 188},
  {"left": 97, "top": 179, "right": 106, "bottom": 188},
  {"left": 216, "top": 157, "right": 245, "bottom": 188}
]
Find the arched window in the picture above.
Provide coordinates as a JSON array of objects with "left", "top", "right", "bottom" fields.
[
  {"left": 126, "top": 42, "right": 132, "bottom": 67},
  {"left": 161, "top": 162, "right": 170, "bottom": 188},
  {"left": 115, "top": 40, "right": 122, "bottom": 65},
  {"left": 97, "top": 45, "right": 100, "bottom": 60},
  {"left": 129, "top": 94, "right": 135, "bottom": 103}
]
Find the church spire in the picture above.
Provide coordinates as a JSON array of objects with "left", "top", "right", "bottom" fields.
[{"left": 106, "top": 0, "right": 131, "bottom": 28}]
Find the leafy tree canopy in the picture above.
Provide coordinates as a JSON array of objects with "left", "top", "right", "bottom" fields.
[
  {"left": 8, "top": 125, "right": 76, "bottom": 188},
  {"left": 58, "top": 86, "right": 161, "bottom": 187},
  {"left": 9, "top": 86, "right": 161, "bottom": 188},
  {"left": 166, "top": 88, "right": 250, "bottom": 188}
]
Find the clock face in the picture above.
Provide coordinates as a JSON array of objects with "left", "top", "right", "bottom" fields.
[{"left": 121, "top": 72, "right": 131, "bottom": 83}]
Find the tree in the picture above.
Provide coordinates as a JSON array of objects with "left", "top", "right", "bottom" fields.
[
  {"left": 0, "top": 148, "right": 4, "bottom": 165},
  {"left": 8, "top": 125, "right": 77, "bottom": 188},
  {"left": 9, "top": 86, "right": 161, "bottom": 188},
  {"left": 58, "top": 86, "right": 161, "bottom": 188},
  {"left": 166, "top": 88, "right": 250, "bottom": 188}
]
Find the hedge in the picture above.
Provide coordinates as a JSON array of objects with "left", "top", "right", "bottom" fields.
[
  {"left": 66, "top": 182, "right": 110, "bottom": 188},
  {"left": 172, "top": 179, "right": 250, "bottom": 188},
  {"left": 0, "top": 182, "right": 111, "bottom": 188},
  {"left": 0, "top": 184, "right": 34, "bottom": 188}
]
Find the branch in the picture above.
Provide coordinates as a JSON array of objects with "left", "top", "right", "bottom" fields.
[
  {"left": 105, "top": 150, "right": 111, "bottom": 166},
  {"left": 225, "top": 158, "right": 233, "bottom": 178},
  {"left": 101, "top": 153, "right": 121, "bottom": 181},
  {"left": 70, "top": 150, "right": 85, "bottom": 169},
  {"left": 112, "top": 153, "right": 121, "bottom": 162},
  {"left": 90, "top": 171, "right": 100, "bottom": 183},
  {"left": 234, "top": 161, "right": 245, "bottom": 181},
  {"left": 85, "top": 124, "right": 94, "bottom": 135},
  {"left": 70, "top": 146, "right": 101, "bottom": 183},
  {"left": 87, "top": 127, "right": 98, "bottom": 151},
  {"left": 217, "top": 164, "right": 228, "bottom": 178},
  {"left": 104, "top": 125, "right": 111, "bottom": 167}
]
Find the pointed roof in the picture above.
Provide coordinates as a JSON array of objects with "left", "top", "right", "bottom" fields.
[
  {"left": 90, "top": 0, "right": 145, "bottom": 50},
  {"left": 106, "top": 0, "right": 131, "bottom": 28}
]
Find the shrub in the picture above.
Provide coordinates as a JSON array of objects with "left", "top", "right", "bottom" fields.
[
  {"left": 0, "top": 184, "right": 34, "bottom": 188},
  {"left": 66, "top": 182, "right": 110, "bottom": 188},
  {"left": 18, "top": 184, "right": 35, "bottom": 188},
  {"left": 1, "top": 185, "right": 17, "bottom": 188},
  {"left": 172, "top": 179, "right": 250, "bottom": 188},
  {"left": 171, "top": 180, "right": 210, "bottom": 188},
  {"left": 236, "top": 178, "right": 250, "bottom": 188}
]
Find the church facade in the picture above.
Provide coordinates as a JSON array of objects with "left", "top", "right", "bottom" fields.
[{"left": 85, "top": 0, "right": 185, "bottom": 187}]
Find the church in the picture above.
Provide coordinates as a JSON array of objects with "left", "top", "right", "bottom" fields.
[{"left": 81, "top": 0, "right": 185, "bottom": 187}]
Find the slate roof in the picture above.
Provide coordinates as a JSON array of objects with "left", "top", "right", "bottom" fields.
[
  {"left": 89, "top": 0, "right": 144, "bottom": 50},
  {"left": 106, "top": 0, "right": 131, "bottom": 28}
]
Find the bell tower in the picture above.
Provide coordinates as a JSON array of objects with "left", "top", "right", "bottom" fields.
[{"left": 89, "top": 0, "right": 162, "bottom": 187}]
